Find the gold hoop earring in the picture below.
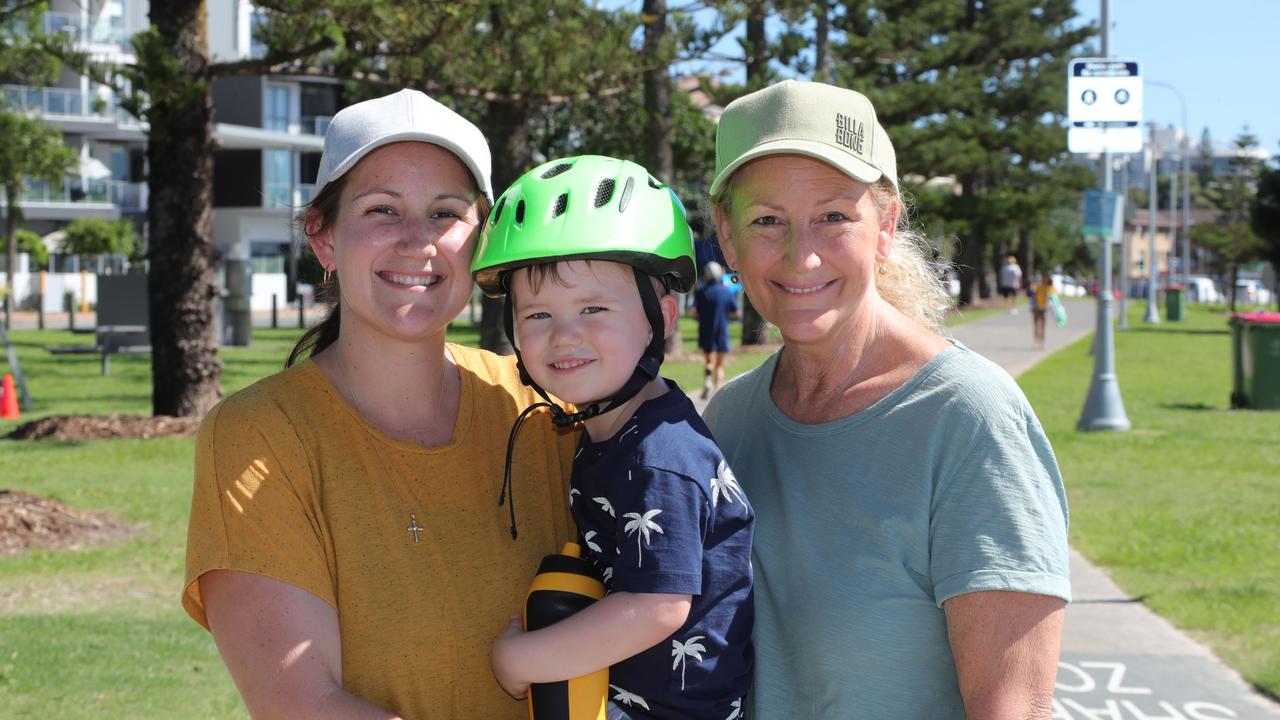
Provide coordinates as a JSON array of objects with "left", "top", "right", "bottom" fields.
[{"left": 323, "top": 268, "right": 333, "bottom": 285}]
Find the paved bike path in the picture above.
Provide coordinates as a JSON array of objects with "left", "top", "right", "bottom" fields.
[{"left": 954, "top": 300, "right": 1280, "bottom": 720}]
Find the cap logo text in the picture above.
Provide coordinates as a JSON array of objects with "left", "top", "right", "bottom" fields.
[{"left": 835, "top": 113, "right": 865, "bottom": 155}]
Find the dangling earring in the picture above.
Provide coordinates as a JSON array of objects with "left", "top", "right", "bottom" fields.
[
  {"left": 729, "top": 271, "right": 740, "bottom": 284},
  {"left": 878, "top": 264, "right": 887, "bottom": 275},
  {"left": 323, "top": 267, "right": 333, "bottom": 285}
]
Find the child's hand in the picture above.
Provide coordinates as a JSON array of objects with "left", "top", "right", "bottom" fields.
[{"left": 492, "top": 614, "right": 531, "bottom": 700}]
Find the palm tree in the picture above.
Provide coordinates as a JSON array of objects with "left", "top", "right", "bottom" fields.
[
  {"left": 583, "top": 530, "right": 603, "bottom": 554},
  {"left": 671, "top": 635, "right": 706, "bottom": 690},
  {"left": 593, "top": 496, "right": 615, "bottom": 517},
  {"left": 710, "top": 460, "right": 744, "bottom": 508},
  {"left": 609, "top": 685, "right": 650, "bottom": 710},
  {"left": 623, "top": 509, "right": 664, "bottom": 568}
]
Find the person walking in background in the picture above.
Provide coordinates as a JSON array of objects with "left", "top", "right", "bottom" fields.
[
  {"left": 691, "top": 261, "right": 738, "bottom": 399},
  {"left": 1030, "top": 271, "right": 1058, "bottom": 350},
  {"left": 704, "top": 79, "right": 1070, "bottom": 718},
  {"left": 999, "top": 254, "right": 1024, "bottom": 313}
]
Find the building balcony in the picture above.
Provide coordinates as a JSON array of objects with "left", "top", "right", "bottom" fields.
[
  {"left": 263, "top": 182, "right": 317, "bottom": 210},
  {"left": 42, "top": 11, "right": 133, "bottom": 52},
  {"left": 4, "top": 177, "right": 148, "bottom": 220},
  {"left": 4, "top": 84, "right": 143, "bottom": 131}
]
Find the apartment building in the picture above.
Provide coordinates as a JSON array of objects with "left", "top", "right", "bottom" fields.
[{"left": 2, "top": 0, "right": 340, "bottom": 312}]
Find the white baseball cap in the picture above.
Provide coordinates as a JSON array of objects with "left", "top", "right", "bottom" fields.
[
  {"left": 313, "top": 89, "right": 493, "bottom": 202},
  {"left": 711, "top": 80, "right": 898, "bottom": 196}
]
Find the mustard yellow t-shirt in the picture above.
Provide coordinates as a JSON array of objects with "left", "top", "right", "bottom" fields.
[{"left": 183, "top": 344, "right": 577, "bottom": 719}]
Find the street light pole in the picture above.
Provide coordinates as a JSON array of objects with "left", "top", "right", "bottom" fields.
[
  {"left": 1078, "top": 0, "right": 1131, "bottom": 432},
  {"left": 1147, "top": 80, "right": 1190, "bottom": 284},
  {"left": 1144, "top": 122, "right": 1161, "bottom": 324}
]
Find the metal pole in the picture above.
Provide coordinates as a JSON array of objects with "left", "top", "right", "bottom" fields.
[
  {"left": 1145, "top": 123, "right": 1161, "bottom": 324},
  {"left": 1148, "top": 81, "right": 1190, "bottom": 285},
  {"left": 1119, "top": 155, "right": 1130, "bottom": 329},
  {"left": 1181, "top": 131, "right": 1191, "bottom": 285},
  {"left": 1078, "top": 0, "right": 1131, "bottom": 432},
  {"left": 1169, "top": 156, "right": 1178, "bottom": 286}
]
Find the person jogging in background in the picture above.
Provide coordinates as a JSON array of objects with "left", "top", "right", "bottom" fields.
[{"left": 692, "top": 260, "right": 739, "bottom": 399}]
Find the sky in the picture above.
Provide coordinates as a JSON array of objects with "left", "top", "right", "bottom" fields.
[
  {"left": 654, "top": 0, "right": 1279, "bottom": 158},
  {"left": 1073, "top": 0, "right": 1280, "bottom": 155}
]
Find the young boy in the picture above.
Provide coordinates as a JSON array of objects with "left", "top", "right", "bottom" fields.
[{"left": 472, "top": 155, "right": 754, "bottom": 720}]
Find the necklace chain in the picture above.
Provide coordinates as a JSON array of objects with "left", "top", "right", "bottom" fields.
[{"left": 332, "top": 356, "right": 451, "bottom": 544}]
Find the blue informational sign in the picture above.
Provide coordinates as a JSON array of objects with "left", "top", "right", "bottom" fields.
[{"left": 1083, "top": 189, "right": 1125, "bottom": 240}]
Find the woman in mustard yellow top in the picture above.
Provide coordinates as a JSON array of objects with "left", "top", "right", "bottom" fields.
[
  {"left": 1030, "top": 272, "right": 1058, "bottom": 350},
  {"left": 183, "top": 90, "right": 576, "bottom": 719}
]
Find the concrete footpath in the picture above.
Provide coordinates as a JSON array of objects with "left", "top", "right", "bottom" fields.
[{"left": 955, "top": 300, "right": 1280, "bottom": 719}]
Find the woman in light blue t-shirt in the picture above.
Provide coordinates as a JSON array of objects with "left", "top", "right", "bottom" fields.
[{"left": 703, "top": 79, "right": 1071, "bottom": 718}]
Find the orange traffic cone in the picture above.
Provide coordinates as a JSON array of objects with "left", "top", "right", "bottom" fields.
[{"left": 1, "top": 373, "right": 18, "bottom": 419}]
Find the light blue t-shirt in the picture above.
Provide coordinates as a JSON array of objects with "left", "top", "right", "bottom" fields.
[{"left": 702, "top": 344, "right": 1070, "bottom": 718}]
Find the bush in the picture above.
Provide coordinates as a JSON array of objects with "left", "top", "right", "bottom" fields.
[
  {"left": 16, "top": 229, "right": 49, "bottom": 269},
  {"left": 60, "top": 218, "right": 138, "bottom": 258}
]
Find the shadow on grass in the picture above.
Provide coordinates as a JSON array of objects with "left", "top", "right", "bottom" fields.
[
  {"left": 1125, "top": 326, "right": 1229, "bottom": 336},
  {"left": 1161, "top": 402, "right": 1220, "bottom": 412}
]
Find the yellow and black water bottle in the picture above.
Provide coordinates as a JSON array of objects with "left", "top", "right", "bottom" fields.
[{"left": 525, "top": 542, "right": 608, "bottom": 720}]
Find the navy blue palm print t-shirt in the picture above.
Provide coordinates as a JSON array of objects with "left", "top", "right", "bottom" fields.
[{"left": 570, "top": 381, "right": 754, "bottom": 720}]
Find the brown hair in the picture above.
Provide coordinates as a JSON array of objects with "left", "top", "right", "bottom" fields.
[
  {"left": 512, "top": 259, "right": 670, "bottom": 300},
  {"left": 285, "top": 176, "right": 347, "bottom": 368},
  {"left": 284, "top": 162, "right": 492, "bottom": 368}
]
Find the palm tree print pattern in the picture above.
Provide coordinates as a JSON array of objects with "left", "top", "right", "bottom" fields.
[
  {"left": 622, "top": 508, "right": 664, "bottom": 568},
  {"left": 671, "top": 635, "right": 706, "bottom": 691},
  {"left": 710, "top": 460, "right": 744, "bottom": 508},
  {"left": 609, "top": 684, "right": 650, "bottom": 710}
]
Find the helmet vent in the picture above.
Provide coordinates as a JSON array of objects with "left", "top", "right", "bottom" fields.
[
  {"left": 594, "top": 178, "right": 615, "bottom": 208},
  {"left": 541, "top": 162, "right": 574, "bottom": 179},
  {"left": 618, "top": 176, "right": 635, "bottom": 213},
  {"left": 492, "top": 196, "right": 507, "bottom": 223},
  {"left": 647, "top": 176, "right": 664, "bottom": 190},
  {"left": 552, "top": 192, "right": 568, "bottom": 218},
  {"left": 515, "top": 199, "right": 526, "bottom": 224}
]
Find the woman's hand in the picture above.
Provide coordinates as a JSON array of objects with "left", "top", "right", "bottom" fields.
[{"left": 491, "top": 614, "right": 531, "bottom": 700}]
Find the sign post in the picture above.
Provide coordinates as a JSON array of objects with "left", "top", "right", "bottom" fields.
[{"left": 1071, "top": 55, "right": 1136, "bottom": 432}]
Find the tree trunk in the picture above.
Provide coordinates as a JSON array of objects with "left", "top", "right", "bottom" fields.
[
  {"left": 4, "top": 185, "right": 17, "bottom": 329},
  {"left": 147, "top": 0, "right": 222, "bottom": 417},
  {"left": 737, "top": 2, "right": 770, "bottom": 345},
  {"left": 813, "top": 1, "right": 829, "bottom": 84},
  {"left": 479, "top": 98, "right": 531, "bottom": 355},
  {"left": 1018, "top": 227, "right": 1034, "bottom": 285},
  {"left": 641, "top": 0, "right": 683, "bottom": 356},
  {"left": 745, "top": 3, "right": 767, "bottom": 85}
]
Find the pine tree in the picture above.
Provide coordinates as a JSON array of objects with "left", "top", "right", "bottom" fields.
[{"left": 825, "top": 0, "right": 1093, "bottom": 304}]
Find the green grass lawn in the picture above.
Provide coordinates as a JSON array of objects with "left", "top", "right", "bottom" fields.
[
  {"left": 1018, "top": 304, "right": 1280, "bottom": 698},
  {"left": 0, "top": 317, "right": 773, "bottom": 718},
  {"left": 7, "top": 302, "right": 1271, "bottom": 716}
]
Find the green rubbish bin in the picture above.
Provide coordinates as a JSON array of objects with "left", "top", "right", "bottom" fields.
[
  {"left": 1229, "top": 312, "right": 1280, "bottom": 409},
  {"left": 1165, "top": 285, "right": 1184, "bottom": 321}
]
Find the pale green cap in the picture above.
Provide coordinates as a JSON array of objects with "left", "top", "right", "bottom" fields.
[{"left": 711, "top": 80, "right": 899, "bottom": 196}]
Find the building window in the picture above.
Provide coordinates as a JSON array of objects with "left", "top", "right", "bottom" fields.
[
  {"left": 264, "top": 149, "right": 292, "bottom": 208},
  {"left": 265, "top": 84, "right": 291, "bottom": 132}
]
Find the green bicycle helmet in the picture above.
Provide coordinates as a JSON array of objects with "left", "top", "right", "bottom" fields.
[
  {"left": 476, "top": 157, "right": 698, "bottom": 539},
  {"left": 472, "top": 155, "right": 696, "bottom": 297}
]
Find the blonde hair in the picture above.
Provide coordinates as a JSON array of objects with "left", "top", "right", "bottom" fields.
[
  {"left": 866, "top": 178, "right": 951, "bottom": 332},
  {"left": 712, "top": 173, "right": 950, "bottom": 333}
]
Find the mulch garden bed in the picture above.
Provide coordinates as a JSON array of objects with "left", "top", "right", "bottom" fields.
[
  {"left": 4, "top": 414, "right": 202, "bottom": 441},
  {"left": 0, "top": 489, "right": 139, "bottom": 557}
]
